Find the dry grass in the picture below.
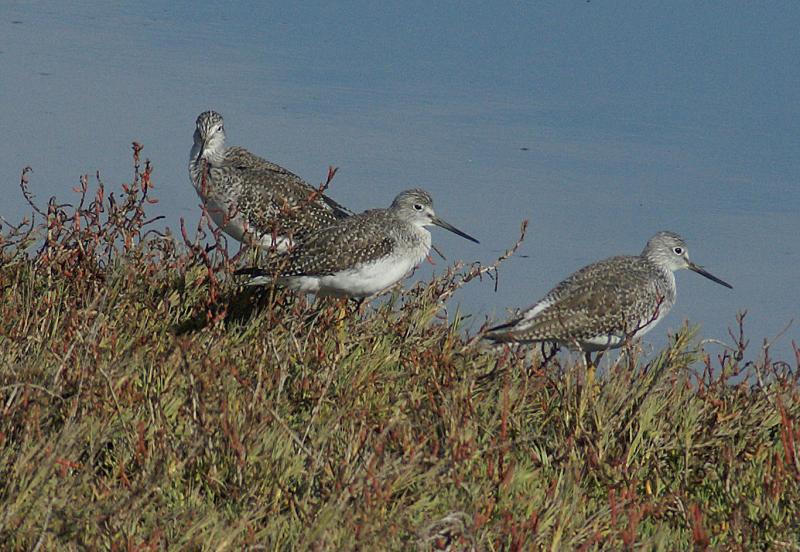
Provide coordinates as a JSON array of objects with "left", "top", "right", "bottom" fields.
[{"left": 1, "top": 145, "right": 798, "bottom": 550}]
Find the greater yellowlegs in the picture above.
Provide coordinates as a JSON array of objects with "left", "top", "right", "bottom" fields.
[
  {"left": 483, "top": 231, "right": 732, "bottom": 362},
  {"left": 189, "top": 110, "right": 351, "bottom": 251},
  {"left": 238, "top": 189, "right": 479, "bottom": 298}
]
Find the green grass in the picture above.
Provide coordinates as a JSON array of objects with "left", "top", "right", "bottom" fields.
[{"left": 1, "top": 147, "right": 798, "bottom": 550}]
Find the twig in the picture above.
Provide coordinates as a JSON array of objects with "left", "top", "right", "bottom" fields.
[
  {"left": 763, "top": 318, "right": 795, "bottom": 352},
  {"left": 435, "top": 219, "right": 528, "bottom": 303},
  {"left": 267, "top": 406, "right": 315, "bottom": 460},
  {"left": 31, "top": 501, "right": 53, "bottom": 552},
  {"left": 0, "top": 383, "right": 65, "bottom": 403},
  {"left": 20, "top": 166, "right": 46, "bottom": 217}
]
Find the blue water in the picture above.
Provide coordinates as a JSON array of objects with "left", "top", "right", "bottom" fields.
[{"left": 2, "top": 1, "right": 798, "bottom": 362}]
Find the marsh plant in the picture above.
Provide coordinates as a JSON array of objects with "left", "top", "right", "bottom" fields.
[{"left": 0, "top": 145, "right": 798, "bottom": 550}]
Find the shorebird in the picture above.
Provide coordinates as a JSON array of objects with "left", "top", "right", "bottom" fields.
[
  {"left": 188, "top": 110, "right": 351, "bottom": 251},
  {"left": 483, "top": 231, "right": 732, "bottom": 364},
  {"left": 237, "top": 189, "right": 479, "bottom": 298}
]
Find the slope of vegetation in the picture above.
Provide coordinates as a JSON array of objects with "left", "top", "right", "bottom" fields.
[{"left": 1, "top": 146, "right": 798, "bottom": 550}]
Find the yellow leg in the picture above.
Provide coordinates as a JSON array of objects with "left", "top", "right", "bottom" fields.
[
  {"left": 335, "top": 298, "right": 349, "bottom": 324},
  {"left": 583, "top": 352, "right": 601, "bottom": 401}
]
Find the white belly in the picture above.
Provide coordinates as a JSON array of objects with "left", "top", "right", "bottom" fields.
[
  {"left": 203, "top": 195, "right": 291, "bottom": 252},
  {"left": 283, "top": 255, "right": 419, "bottom": 298},
  {"left": 578, "top": 307, "right": 670, "bottom": 352}
]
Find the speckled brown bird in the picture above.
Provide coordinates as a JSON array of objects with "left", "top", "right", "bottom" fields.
[
  {"left": 188, "top": 110, "right": 351, "bottom": 251},
  {"left": 484, "top": 231, "right": 732, "bottom": 360},
  {"left": 238, "top": 189, "right": 479, "bottom": 298}
]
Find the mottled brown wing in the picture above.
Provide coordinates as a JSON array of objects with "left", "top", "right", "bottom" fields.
[
  {"left": 234, "top": 171, "right": 344, "bottom": 241},
  {"left": 282, "top": 213, "right": 396, "bottom": 276},
  {"left": 488, "top": 256, "right": 657, "bottom": 343},
  {"left": 227, "top": 146, "right": 352, "bottom": 218}
]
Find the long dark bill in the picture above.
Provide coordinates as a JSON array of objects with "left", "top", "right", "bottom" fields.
[
  {"left": 195, "top": 137, "right": 207, "bottom": 163},
  {"left": 688, "top": 262, "right": 733, "bottom": 289},
  {"left": 432, "top": 216, "right": 480, "bottom": 244}
]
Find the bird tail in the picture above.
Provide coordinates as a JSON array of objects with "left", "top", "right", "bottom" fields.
[
  {"left": 234, "top": 267, "right": 274, "bottom": 287},
  {"left": 481, "top": 319, "right": 522, "bottom": 342},
  {"left": 322, "top": 195, "right": 354, "bottom": 219}
]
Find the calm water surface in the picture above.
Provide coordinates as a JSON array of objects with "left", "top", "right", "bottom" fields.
[{"left": 2, "top": 1, "right": 798, "bottom": 361}]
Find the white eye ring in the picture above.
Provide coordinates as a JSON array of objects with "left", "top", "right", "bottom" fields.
[
  {"left": 673, "top": 246, "right": 684, "bottom": 255},
  {"left": 413, "top": 204, "right": 423, "bottom": 211}
]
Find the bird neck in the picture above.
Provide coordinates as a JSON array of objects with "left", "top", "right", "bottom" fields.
[
  {"left": 190, "top": 133, "right": 227, "bottom": 166},
  {"left": 651, "top": 261, "right": 677, "bottom": 305},
  {"left": 406, "top": 222, "right": 432, "bottom": 259},
  {"left": 189, "top": 139, "right": 227, "bottom": 195}
]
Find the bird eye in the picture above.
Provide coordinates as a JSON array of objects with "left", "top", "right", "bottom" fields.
[
  {"left": 413, "top": 203, "right": 423, "bottom": 211},
  {"left": 673, "top": 246, "right": 684, "bottom": 255}
]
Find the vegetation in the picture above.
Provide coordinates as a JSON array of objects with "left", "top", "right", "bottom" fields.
[{"left": 1, "top": 145, "right": 798, "bottom": 550}]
